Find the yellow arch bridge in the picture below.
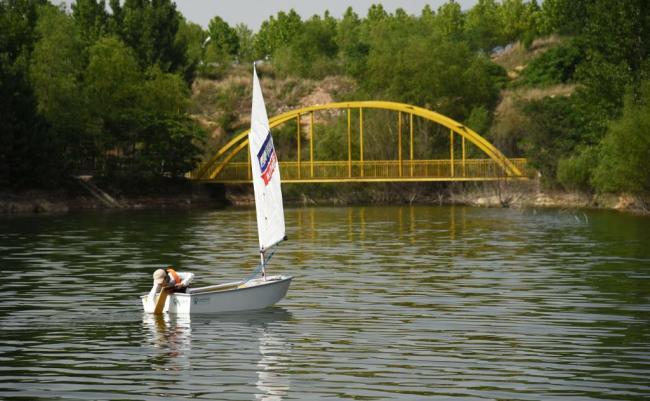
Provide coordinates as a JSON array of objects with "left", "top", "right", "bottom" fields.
[{"left": 191, "top": 101, "right": 527, "bottom": 183}]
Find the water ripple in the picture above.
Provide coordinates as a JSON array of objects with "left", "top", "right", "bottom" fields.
[{"left": 0, "top": 206, "right": 649, "bottom": 400}]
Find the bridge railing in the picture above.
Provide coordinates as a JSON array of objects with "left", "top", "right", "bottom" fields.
[{"left": 199, "top": 158, "right": 529, "bottom": 183}]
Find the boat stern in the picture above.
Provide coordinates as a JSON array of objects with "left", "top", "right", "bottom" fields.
[{"left": 140, "top": 293, "right": 191, "bottom": 314}]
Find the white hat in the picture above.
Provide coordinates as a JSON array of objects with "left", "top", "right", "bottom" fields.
[{"left": 153, "top": 269, "right": 166, "bottom": 285}]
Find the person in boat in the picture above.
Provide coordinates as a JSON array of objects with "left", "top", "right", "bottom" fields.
[{"left": 147, "top": 267, "right": 194, "bottom": 304}]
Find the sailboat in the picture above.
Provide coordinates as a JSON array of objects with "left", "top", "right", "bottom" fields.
[{"left": 141, "top": 65, "right": 292, "bottom": 314}]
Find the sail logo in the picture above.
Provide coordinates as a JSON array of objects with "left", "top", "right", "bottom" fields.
[{"left": 257, "top": 131, "right": 277, "bottom": 185}]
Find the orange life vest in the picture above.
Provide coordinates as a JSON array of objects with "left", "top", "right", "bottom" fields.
[{"left": 166, "top": 268, "right": 182, "bottom": 286}]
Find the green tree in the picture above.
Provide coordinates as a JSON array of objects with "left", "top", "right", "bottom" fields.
[
  {"left": 527, "top": 0, "right": 649, "bottom": 194},
  {"left": 132, "top": 114, "right": 204, "bottom": 178},
  {"left": 274, "top": 12, "right": 338, "bottom": 79},
  {"left": 174, "top": 17, "right": 205, "bottom": 82},
  {"left": 0, "top": 0, "right": 45, "bottom": 61},
  {"left": 206, "top": 15, "right": 238, "bottom": 64},
  {"left": 0, "top": 61, "right": 55, "bottom": 188},
  {"left": 577, "top": 1, "right": 649, "bottom": 106},
  {"left": 116, "top": 0, "right": 186, "bottom": 74},
  {"left": 84, "top": 36, "right": 142, "bottom": 172},
  {"left": 518, "top": 96, "right": 583, "bottom": 186},
  {"left": 520, "top": 39, "right": 584, "bottom": 86},
  {"left": 85, "top": 37, "right": 141, "bottom": 118},
  {"left": 365, "top": 3, "right": 388, "bottom": 23},
  {"left": 0, "top": 0, "right": 59, "bottom": 188},
  {"left": 592, "top": 82, "right": 650, "bottom": 195},
  {"left": 254, "top": 9, "right": 302, "bottom": 59},
  {"left": 557, "top": 145, "right": 597, "bottom": 192},
  {"left": 562, "top": 1, "right": 650, "bottom": 145},
  {"left": 235, "top": 23, "right": 255, "bottom": 63},
  {"left": 106, "top": 0, "right": 122, "bottom": 34},
  {"left": 539, "top": 0, "right": 588, "bottom": 35},
  {"left": 498, "top": 0, "right": 540, "bottom": 44},
  {"left": 135, "top": 67, "right": 203, "bottom": 177},
  {"left": 140, "top": 66, "right": 188, "bottom": 114},
  {"left": 435, "top": 1, "right": 464, "bottom": 41},
  {"left": 462, "top": 55, "right": 507, "bottom": 115},
  {"left": 358, "top": 3, "right": 389, "bottom": 45},
  {"left": 465, "top": 105, "right": 491, "bottom": 135},
  {"left": 464, "top": 0, "right": 503, "bottom": 51},
  {"left": 336, "top": 7, "right": 367, "bottom": 78},
  {"left": 29, "top": 4, "right": 89, "bottom": 168},
  {"left": 364, "top": 32, "right": 504, "bottom": 121},
  {"left": 419, "top": 4, "right": 436, "bottom": 30},
  {"left": 71, "top": 0, "right": 108, "bottom": 45},
  {"left": 84, "top": 36, "right": 203, "bottom": 177}
]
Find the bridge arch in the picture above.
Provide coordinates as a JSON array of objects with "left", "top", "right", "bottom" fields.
[{"left": 192, "top": 101, "right": 525, "bottom": 182}]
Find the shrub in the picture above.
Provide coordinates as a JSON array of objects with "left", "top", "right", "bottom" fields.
[
  {"left": 592, "top": 82, "right": 650, "bottom": 195},
  {"left": 518, "top": 95, "right": 583, "bottom": 186},
  {"left": 557, "top": 146, "right": 597, "bottom": 192},
  {"left": 520, "top": 40, "right": 584, "bottom": 86}
]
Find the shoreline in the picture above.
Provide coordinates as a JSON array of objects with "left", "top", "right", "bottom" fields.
[
  {"left": 1, "top": 180, "right": 648, "bottom": 216},
  {"left": 0, "top": 177, "right": 227, "bottom": 216},
  {"left": 0, "top": 189, "right": 218, "bottom": 215}
]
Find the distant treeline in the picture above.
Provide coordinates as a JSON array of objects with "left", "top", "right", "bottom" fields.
[{"left": 1, "top": 0, "right": 649, "bottom": 196}]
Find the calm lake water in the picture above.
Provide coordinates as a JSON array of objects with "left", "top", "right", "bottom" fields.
[{"left": 1, "top": 205, "right": 649, "bottom": 400}]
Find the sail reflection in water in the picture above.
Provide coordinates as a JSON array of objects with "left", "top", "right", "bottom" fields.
[
  {"left": 256, "top": 330, "right": 291, "bottom": 400},
  {"left": 142, "top": 308, "right": 292, "bottom": 399}
]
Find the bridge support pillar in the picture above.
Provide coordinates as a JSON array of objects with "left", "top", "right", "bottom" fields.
[
  {"left": 310, "top": 112, "right": 314, "bottom": 178},
  {"left": 462, "top": 135, "right": 466, "bottom": 177},
  {"left": 450, "top": 130, "right": 455, "bottom": 177},
  {"left": 409, "top": 113, "right": 414, "bottom": 177},
  {"left": 247, "top": 143, "right": 251, "bottom": 180},
  {"left": 359, "top": 108, "right": 364, "bottom": 177},
  {"left": 297, "top": 114, "right": 301, "bottom": 179},
  {"left": 398, "top": 112, "right": 403, "bottom": 177},
  {"left": 347, "top": 108, "right": 352, "bottom": 178}
]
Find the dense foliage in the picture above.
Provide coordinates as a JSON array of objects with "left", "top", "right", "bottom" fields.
[
  {"left": 1, "top": 0, "right": 204, "bottom": 188},
  {"left": 520, "top": 0, "right": 650, "bottom": 193},
  {"left": 592, "top": 82, "right": 650, "bottom": 195},
  {"left": 518, "top": 39, "right": 584, "bottom": 86},
  {"left": 2, "top": 0, "right": 649, "bottom": 197}
]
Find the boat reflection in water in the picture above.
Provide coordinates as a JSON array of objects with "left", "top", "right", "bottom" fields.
[
  {"left": 143, "top": 308, "right": 292, "bottom": 399},
  {"left": 143, "top": 313, "right": 193, "bottom": 371}
]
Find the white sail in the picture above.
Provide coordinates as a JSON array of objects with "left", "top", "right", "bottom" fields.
[{"left": 249, "top": 65, "right": 286, "bottom": 252}]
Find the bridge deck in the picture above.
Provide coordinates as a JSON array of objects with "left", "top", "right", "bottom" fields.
[{"left": 197, "top": 158, "right": 529, "bottom": 183}]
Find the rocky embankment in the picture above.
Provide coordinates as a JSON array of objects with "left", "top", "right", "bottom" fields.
[
  {"left": 2, "top": 179, "right": 648, "bottom": 216},
  {"left": 0, "top": 191, "right": 71, "bottom": 214},
  {"left": 447, "top": 181, "right": 649, "bottom": 214},
  {"left": 0, "top": 178, "right": 225, "bottom": 215},
  {"left": 0, "top": 190, "right": 210, "bottom": 215}
]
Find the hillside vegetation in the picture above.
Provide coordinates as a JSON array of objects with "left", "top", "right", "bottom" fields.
[{"left": 2, "top": 0, "right": 649, "bottom": 204}]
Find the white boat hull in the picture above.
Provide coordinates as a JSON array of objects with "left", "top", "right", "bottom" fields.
[{"left": 141, "top": 275, "right": 292, "bottom": 314}]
